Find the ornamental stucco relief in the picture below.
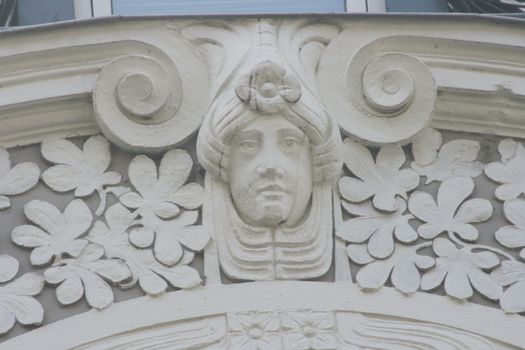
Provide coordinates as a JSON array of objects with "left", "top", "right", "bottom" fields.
[{"left": 1, "top": 15, "right": 525, "bottom": 349}]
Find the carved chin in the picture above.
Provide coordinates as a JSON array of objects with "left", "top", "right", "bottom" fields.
[{"left": 254, "top": 201, "right": 289, "bottom": 227}]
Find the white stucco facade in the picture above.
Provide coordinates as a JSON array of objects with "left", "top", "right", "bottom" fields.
[{"left": 0, "top": 14, "right": 524, "bottom": 349}]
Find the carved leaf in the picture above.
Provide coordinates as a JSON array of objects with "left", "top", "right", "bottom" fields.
[
  {"left": 339, "top": 138, "right": 419, "bottom": 212},
  {"left": 12, "top": 199, "right": 92, "bottom": 266},
  {"left": 281, "top": 311, "right": 336, "bottom": 350},
  {"left": 338, "top": 198, "right": 417, "bottom": 259},
  {"left": 41, "top": 136, "right": 127, "bottom": 215},
  {"left": 484, "top": 139, "right": 525, "bottom": 201},
  {"left": 120, "top": 149, "right": 209, "bottom": 266},
  {"left": 86, "top": 204, "right": 201, "bottom": 294},
  {"left": 491, "top": 260, "right": 525, "bottom": 313},
  {"left": 0, "top": 256, "right": 44, "bottom": 335},
  {"left": 408, "top": 177, "right": 492, "bottom": 241},
  {"left": 354, "top": 242, "right": 434, "bottom": 294},
  {"left": 412, "top": 127, "right": 442, "bottom": 166},
  {"left": 495, "top": 199, "right": 525, "bottom": 260},
  {"left": 0, "top": 147, "right": 40, "bottom": 210},
  {"left": 411, "top": 139, "right": 483, "bottom": 184},
  {"left": 421, "top": 238, "right": 502, "bottom": 301},
  {"left": 44, "top": 244, "right": 130, "bottom": 309}
]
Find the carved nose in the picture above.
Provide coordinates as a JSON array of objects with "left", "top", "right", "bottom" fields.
[{"left": 256, "top": 165, "right": 284, "bottom": 179}]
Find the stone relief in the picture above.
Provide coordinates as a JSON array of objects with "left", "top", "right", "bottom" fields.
[
  {"left": 1, "top": 17, "right": 525, "bottom": 347},
  {"left": 76, "top": 309, "right": 501, "bottom": 349},
  {"left": 197, "top": 55, "right": 340, "bottom": 281}
]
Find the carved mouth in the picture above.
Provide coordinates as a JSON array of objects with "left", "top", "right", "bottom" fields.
[{"left": 258, "top": 184, "right": 287, "bottom": 198}]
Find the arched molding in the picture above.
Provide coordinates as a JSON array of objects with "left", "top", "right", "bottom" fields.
[{"left": 1, "top": 283, "right": 521, "bottom": 349}]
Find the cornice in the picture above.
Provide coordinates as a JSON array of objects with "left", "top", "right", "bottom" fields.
[{"left": 0, "top": 15, "right": 524, "bottom": 149}]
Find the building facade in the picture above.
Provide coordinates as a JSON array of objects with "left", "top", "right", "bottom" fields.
[{"left": 0, "top": 6, "right": 525, "bottom": 349}]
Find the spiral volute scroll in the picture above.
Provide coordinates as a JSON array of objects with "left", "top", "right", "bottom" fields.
[
  {"left": 319, "top": 44, "right": 436, "bottom": 145},
  {"left": 93, "top": 48, "right": 209, "bottom": 153}
]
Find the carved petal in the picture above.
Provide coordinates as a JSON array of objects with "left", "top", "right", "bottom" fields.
[
  {"left": 484, "top": 162, "right": 514, "bottom": 183},
  {"left": 154, "top": 232, "right": 184, "bottom": 266},
  {"left": 499, "top": 281, "right": 525, "bottom": 313},
  {"left": 491, "top": 260, "right": 525, "bottom": 286},
  {"left": 368, "top": 224, "right": 395, "bottom": 259},
  {"left": 337, "top": 217, "right": 383, "bottom": 243},
  {"left": 129, "top": 227, "right": 155, "bottom": 248},
  {"left": 167, "top": 183, "right": 205, "bottom": 209},
  {"left": 412, "top": 128, "right": 442, "bottom": 166},
  {"left": 153, "top": 202, "right": 180, "bottom": 220},
  {"left": 498, "top": 138, "right": 519, "bottom": 162},
  {"left": 137, "top": 271, "right": 168, "bottom": 295},
  {"left": 24, "top": 200, "right": 64, "bottom": 235},
  {"left": 421, "top": 259, "right": 448, "bottom": 291},
  {"left": 375, "top": 145, "right": 406, "bottom": 175},
  {"left": 157, "top": 149, "right": 193, "bottom": 191},
  {"left": 341, "top": 139, "right": 379, "bottom": 183},
  {"left": 502, "top": 199, "right": 525, "bottom": 229},
  {"left": 151, "top": 265, "right": 201, "bottom": 289},
  {"left": 455, "top": 198, "right": 493, "bottom": 224},
  {"left": 119, "top": 192, "right": 143, "bottom": 209},
  {"left": 468, "top": 267, "right": 502, "bottom": 301},
  {"left": 0, "top": 162, "right": 40, "bottom": 196},
  {"left": 0, "top": 255, "right": 19, "bottom": 283},
  {"left": 408, "top": 191, "right": 440, "bottom": 223},
  {"left": 64, "top": 199, "right": 93, "bottom": 236},
  {"left": 0, "top": 305, "right": 15, "bottom": 335},
  {"left": 444, "top": 265, "right": 473, "bottom": 300},
  {"left": 492, "top": 261, "right": 525, "bottom": 313},
  {"left": 12, "top": 225, "right": 50, "bottom": 248},
  {"left": 346, "top": 244, "right": 373, "bottom": 265},
  {"left": 437, "top": 177, "right": 474, "bottom": 219},
  {"left": 339, "top": 177, "right": 375, "bottom": 203},
  {"left": 2, "top": 273, "right": 45, "bottom": 296},
  {"left": 128, "top": 155, "right": 158, "bottom": 196},
  {"left": 393, "top": 218, "right": 418, "bottom": 243}
]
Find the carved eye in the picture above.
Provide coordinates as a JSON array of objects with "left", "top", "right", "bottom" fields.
[
  {"left": 280, "top": 137, "right": 300, "bottom": 152},
  {"left": 240, "top": 140, "right": 260, "bottom": 154}
]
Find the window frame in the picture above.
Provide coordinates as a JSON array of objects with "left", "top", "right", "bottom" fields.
[{"left": 75, "top": 0, "right": 385, "bottom": 19}]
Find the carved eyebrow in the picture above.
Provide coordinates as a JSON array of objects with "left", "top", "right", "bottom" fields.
[
  {"left": 277, "top": 128, "right": 306, "bottom": 140},
  {"left": 235, "top": 129, "right": 262, "bottom": 141}
]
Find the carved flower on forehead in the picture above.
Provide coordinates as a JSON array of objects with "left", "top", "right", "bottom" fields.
[
  {"left": 339, "top": 138, "right": 419, "bottom": 212},
  {"left": 235, "top": 61, "right": 301, "bottom": 113},
  {"left": 421, "top": 238, "right": 502, "bottom": 301},
  {"left": 227, "top": 311, "right": 281, "bottom": 350},
  {"left": 281, "top": 310, "right": 336, "bottom": 350}
]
